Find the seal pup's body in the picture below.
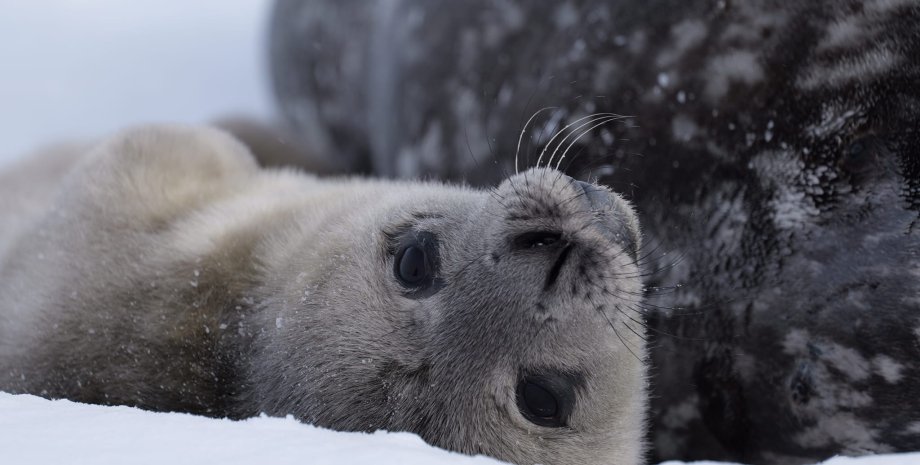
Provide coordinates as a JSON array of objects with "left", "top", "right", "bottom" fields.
[{"left": 0, "top": 125, "right": 646, "bottom": 465}]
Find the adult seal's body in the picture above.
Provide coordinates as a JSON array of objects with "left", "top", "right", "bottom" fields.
[
  {"left": 0, "top": 125, "right": 647, "bottom": 465},
  {"left": 268, "top": 0, "right": 920, "bottom": 463}
]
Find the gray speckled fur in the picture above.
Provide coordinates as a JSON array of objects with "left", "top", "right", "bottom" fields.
[
  {"left": 0, "top": 125, "right": 646, "bottom": 465},
  {"left": 268, "top": 0, "right": 920, "bottom": 463}
]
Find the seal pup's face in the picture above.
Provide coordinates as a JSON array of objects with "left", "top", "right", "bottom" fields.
[{"left": 250, "top": 167, "right": 646, "bottom": 465}]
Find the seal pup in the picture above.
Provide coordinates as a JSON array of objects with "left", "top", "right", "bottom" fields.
[
  {"left": 268, "top": 0, "right": 920, "bottom": 462},
  {"left": 0, "top": 125, "right": 647, "bottom": 465}
]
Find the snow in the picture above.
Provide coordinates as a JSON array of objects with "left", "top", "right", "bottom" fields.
[
  {"left": 660, "top": 459, "right": 920, "bottom": 465},
  {"left": 0, "top": 392, "right": 506, "bottom": 465},
  {"left": 2, "top": 392, "right": 919, "bottom": 465}
]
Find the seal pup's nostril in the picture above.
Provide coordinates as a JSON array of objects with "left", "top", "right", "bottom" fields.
[{"left": 512, "top": 231, "right": 563, "bottom": 250}]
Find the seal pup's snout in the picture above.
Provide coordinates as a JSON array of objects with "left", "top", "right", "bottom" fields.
[
  {"left": 485, "top": 167, "right": 642, "bottom": 296},
  {"left": 573, "top": 179, "right": 641, "bottom": 262}
]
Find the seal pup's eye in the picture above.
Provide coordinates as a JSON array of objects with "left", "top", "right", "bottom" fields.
[
  {"left": 397, "top": 245, "right": 428, "bottom": 285},
  {"left": 521, "top": 381, "right": 558, "bottom": 419},
  {"left": 393, "top": 231, "right": 442, "bottom": 297},
  {"left": 515, "top": 372, "right": 580, "bottom": 428}
]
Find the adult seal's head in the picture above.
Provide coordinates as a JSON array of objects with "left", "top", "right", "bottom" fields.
[
  {"left": 247, "top": 166, "right": 647, "bottom": 465},
  {"left": 0, "top": 125, "right": 647, "bottom": 465}
]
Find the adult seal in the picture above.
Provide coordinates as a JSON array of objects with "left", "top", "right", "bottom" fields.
[
  {"left": 0, "top": 125, "right": 647, "bottom": 465},
  {"left": 268, "top": 0, "right": 920, "bottom": 463}
]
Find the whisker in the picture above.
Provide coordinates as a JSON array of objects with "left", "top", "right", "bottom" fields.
[
  {"left": 515, "top": 107, "right": 556, "bottom": 175},
  {"left": 623, "top": 300, "right": 712, "bottom": 318},
  {"left": 462, "top": 126, "right": 481, "bottom": 171},
  {"left": 558, "top": 142, "right": 591, "bottom": 176},
  {"left": 616, "top": 314, "right": 651, "bottom": 343},
  {"left": 556, "top": 116, "right": 624, "bottom": 171},
  {"left": 597, "top": 306, "right": 644, "bottom": 363},
  {"left": 535, "top": 113, "right": 618, "bottom": 168},
  {"left": 615, "top": 304, "right": 708, "bottom": 342},
  {"left": 540, "top": 114, "right": 618, "bottom": 169}
]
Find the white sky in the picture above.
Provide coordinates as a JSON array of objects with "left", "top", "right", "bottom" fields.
[{"left": 0, "top": 0, "right": 272, "bottom": 164}]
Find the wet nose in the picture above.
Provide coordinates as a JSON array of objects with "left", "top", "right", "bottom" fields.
[
  {"left": 574, "top": 180, "right": 613, "bottom": 210},
  {"left": 573, "top": 180, "right": 639, "bottom": 261}
]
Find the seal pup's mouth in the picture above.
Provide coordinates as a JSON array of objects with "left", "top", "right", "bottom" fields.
[
  {"left": 509, "top": 229, "right": 574, "bottom": 290},
  {"left": 544, "top": 244, "right": 574, "bottom": 290}
]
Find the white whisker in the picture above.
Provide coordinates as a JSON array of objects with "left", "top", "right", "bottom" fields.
[
  {"left": 515, "top": 107, "right": 557, "bottom": 174},
  {"left": 535, "top": 112, "right": 617, "bottom": 169},
  {"left": 556, "top": 116, "right": 623, "bottom": 170},
  {"left": 547, "top": 115, "right": 621, "bottom": 169}
]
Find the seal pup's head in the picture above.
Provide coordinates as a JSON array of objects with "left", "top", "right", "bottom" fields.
[{"left": 248, "top": 167, "right": 646, "bottom": 465}]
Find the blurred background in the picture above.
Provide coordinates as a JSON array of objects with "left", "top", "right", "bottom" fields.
[{"left": 0, "top": 0, "right": 272, "bottom": 165}]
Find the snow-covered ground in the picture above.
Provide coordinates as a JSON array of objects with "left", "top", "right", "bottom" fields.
[
  {"left": 0, "top": 392, "right": 506, "bottom": 465},
  {"left": 0, "top": 1, "right": 272, "bottom": 165},
  {"left": 2, "top": 392, "right": 919, "bottom": 465}
]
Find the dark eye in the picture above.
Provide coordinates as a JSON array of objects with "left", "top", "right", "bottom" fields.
[
  {"left": 515, "top": 373, "right": 580, "bottom": 428},
  {"left": 397, "top": 245, "right": 428, "bottom": 285},
  {"left": 392, "top": 231, "right": 442, "bottom": 297},
  {"left": 522, "top": 381, "right": 558, "bottom": 418}
]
